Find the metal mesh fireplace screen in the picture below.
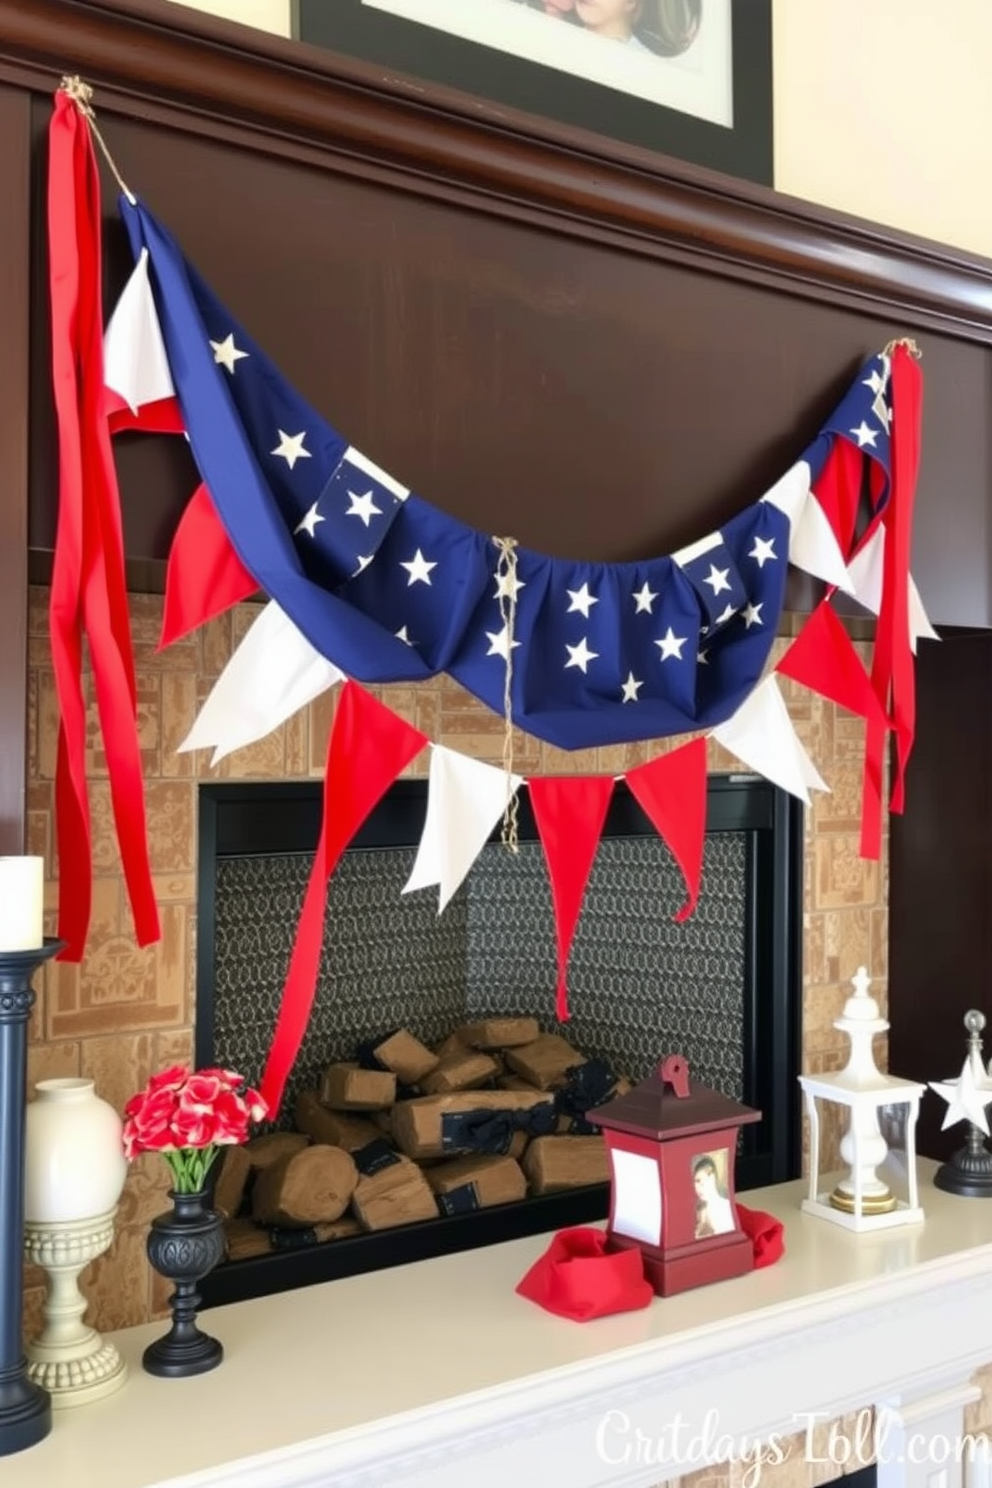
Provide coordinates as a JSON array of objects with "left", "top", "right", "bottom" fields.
[{"left": 211, "top": 833, "right": 748, "bottom": 1121}]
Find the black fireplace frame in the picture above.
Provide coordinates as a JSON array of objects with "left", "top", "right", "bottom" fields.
[{"left": 196, "top": 773, "right": 802, "bottom": 1307}]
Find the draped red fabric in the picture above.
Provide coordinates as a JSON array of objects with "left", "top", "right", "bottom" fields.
[
  {"left": 516, "top": 1208, "right": 784, "bottom": 1320},
  {"left": 515, "top": 1228, "right": 653, "bottom": 1321},
  {"left": 776, "top": 600, "right": 888, "bottom": 728},
  {"left": 47, "top": 92, "right": 159, "bottom": 959},
  {"left": 528, "top": 775, "right": 615, "bottom": 1022},
  {"left": 258, "top": 682, "right": 428, "bottom": 1114},
  {"left": 625, "top": 738, "right": 708, "bottom": 923},
  {"left": 160, "top": 482, "right": 258, "bottom": 649}
]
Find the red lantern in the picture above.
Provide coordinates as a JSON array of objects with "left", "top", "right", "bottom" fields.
[{"left": 588, "top": 1055, "right": 762, "bottom": 1297}]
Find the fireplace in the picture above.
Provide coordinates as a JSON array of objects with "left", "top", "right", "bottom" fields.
[{"left": 195, "top": 773, "right": 802, "bottom": 1306}]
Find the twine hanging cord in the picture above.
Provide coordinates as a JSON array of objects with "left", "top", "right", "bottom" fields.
[
  {"left": 59, "top": 74, "right": 137, "bottom": 205},
  {"left": 493, "top": 535, "right": 520, "bottom": 853}
]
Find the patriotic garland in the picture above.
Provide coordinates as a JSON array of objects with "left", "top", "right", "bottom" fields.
[{"left": 47, "top": 82, "right": 935, "bottom": 1114}]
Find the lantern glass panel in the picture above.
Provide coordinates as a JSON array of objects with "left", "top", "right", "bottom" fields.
[{"left": 611, "top": 1150, "right": 662, "bottom": 1246}]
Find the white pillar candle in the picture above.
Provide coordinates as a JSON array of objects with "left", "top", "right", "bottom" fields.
[{"left": 0, "top": 856, "right": 45, "bottom": 951}]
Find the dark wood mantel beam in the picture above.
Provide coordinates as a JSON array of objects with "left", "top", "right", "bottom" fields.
[{"left": 0, "top": 0, "right": 991, "bottom": 342}]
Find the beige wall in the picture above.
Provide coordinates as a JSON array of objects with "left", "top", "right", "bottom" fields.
[
  {"left": 165, "top": 0, "right": 992, "bottom": 258},
  {"left": 774, "top": 0, "right": 992, "bottom": 258}
]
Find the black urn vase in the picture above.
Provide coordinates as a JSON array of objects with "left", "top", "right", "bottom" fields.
[{"left": 143, "top": 1189, "right": 226, "bottom": 1378}]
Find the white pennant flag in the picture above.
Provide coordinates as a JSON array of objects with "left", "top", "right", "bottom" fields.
[
  {"left": 104, "top": 248, "right": 175, "bottom": 412},
  {"left": 712, "top": 676, "right": 829, "bottom": 805},
  {"left": 179, "top": 601, "right": 344, "bottom": 763},
  {"left": 403, "top": 747, "right": 523, "bottom": 913},
  {"left": 847, "top": 525, "right": 939, "bottom": 654},
  {"left": 762, "top": 461, "right": 855, "bottom": 595}
]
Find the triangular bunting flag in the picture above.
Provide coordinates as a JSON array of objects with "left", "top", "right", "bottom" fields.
[
  {"left": 625, "top": 738, "right": 708, "bottom": 923},
  {"left": 711, "top": 676, "right": 829, "bottom": 805},
  {"left": 776, "top": 600, "right": 887, "bottom": 726},
  {"left": 528, "top": 776, "right": 615, "bottom": 1022},
  {"left": 403, "top": 747, "right": 523, "bottom": 913},
  {"left": 762, "top": 461, "right": 855, "bottom": 594},
  {"left": 258, "top": 683, "right": 428, "bottom": 1113},
  {"left": 847, "top": 526, "right": 938, "bottom": 656},
  {"left": 103, "top": 248, "right": 177, "bottom": 414},
  {"left": 179, "top": 600, "right": 345, "bottom": 762},
  {"left": 160, "top": 482, "right": 258, "bottom": 649}
]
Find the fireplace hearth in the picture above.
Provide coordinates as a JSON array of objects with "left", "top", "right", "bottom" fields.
[{"left": 195, "top": 774, "right": 802, "bottom": 1306}]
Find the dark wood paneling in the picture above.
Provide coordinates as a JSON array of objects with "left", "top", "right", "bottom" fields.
[
  {"left": 889, "top": 631, "right": 992, "bottom": 1159},
  {"left": 0, "top": 85, "right": 30, "bottom": 852},
  {"left": 19, "top": 95, "right": 992, "bottom": 626}
]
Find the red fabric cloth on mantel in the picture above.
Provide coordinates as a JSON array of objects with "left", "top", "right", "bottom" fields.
[{"left": 516, "top": 1205, "right": 784, "bottom": 1322}]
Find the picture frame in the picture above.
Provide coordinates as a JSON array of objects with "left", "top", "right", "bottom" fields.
[{"left": 292, "top": 0, "right": 773, "bottom": 185}]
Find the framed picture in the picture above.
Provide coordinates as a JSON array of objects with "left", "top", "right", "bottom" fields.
[{"left": 292, "top": 0, "right": 773, "bottom": 185}]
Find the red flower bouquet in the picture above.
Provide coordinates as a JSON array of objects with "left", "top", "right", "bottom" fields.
[{"left": 122, "top": 1065, "right": 268, "bottom": 1193}]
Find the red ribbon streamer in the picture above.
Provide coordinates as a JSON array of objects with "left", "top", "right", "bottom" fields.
[
  {"left": 258, "top": 682, "right": 428, "bottom": 1115},
  {"left": 860, "top": 345, "right": 923, "bottom": 857},
  {"left": 528, "top": 775, "right": 614, "bottom": 1023},
  {"left": 625, "top": 738, "right": 708, "bottom": 922},
  {"left": 47, "top": 92, "right": 159, "bottom": 959}
]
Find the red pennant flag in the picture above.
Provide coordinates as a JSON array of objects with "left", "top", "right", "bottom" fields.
[
  {"left": 47, "top": 90, "right": 159, "bottom": 959},
  {"left": 160, "top": 482, "right": 258, "bottom": 649},
  {"left": 528, "top": 775, "right": 614, "bottom": 1022},
  {"left": 104, "top": 390, "right": 185, "bottom": 436},
  {"left": 776, "top": 600, "right": 887, "bottom": 728},
  {"left": 258, "top": 683, "right": 428, "bottom": 1114},
  {"left": 625, "top": 738, "right": 708, "bottom": 923},
  {"left": 810, "top": 436, "right": 864, "bottom": 559}
]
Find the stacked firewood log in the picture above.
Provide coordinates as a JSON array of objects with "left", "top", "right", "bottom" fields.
[{"left": 217, "top": 1019, "right": 629, "bottom": 1261}]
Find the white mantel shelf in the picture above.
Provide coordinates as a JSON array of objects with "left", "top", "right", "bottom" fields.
[{"left": 9, "top": 1161, "right": 992, "bottom": 1488}]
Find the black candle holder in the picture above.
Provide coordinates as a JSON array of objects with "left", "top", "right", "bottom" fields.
[
  {"left": 0, "top": 939, "right": 64, "bottom": 1459},
  {"left": 933, "top": 1010, "right": 992, "bottom": 1199}
]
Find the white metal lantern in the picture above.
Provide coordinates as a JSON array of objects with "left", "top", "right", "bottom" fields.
[{"left": 798, "top": 966, "right": 925, "bottom": 1232}]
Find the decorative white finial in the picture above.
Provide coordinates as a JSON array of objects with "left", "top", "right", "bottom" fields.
[{"left": 837, "top": 965, "right": 886, "bottom": 1035}]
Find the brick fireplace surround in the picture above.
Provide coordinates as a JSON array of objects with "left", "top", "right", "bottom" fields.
[{"left": 30, "top": 584, "right": 992, "bottom": 1487}]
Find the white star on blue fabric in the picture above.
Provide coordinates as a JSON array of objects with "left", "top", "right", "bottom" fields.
[
  {"left": 655, "top": 628, "right": 687, "bottom": 661},
  {"left": 714, "top": 604, "right": 737, "bottom": 626},
  {"left": 294, "top": 503, "right": 323, "bottom": 538},
  {"left": 210, "top": 333, "right": 249, "bottom": 374},
  {"left": 748, "top": 536, "right": 777, "bottom": 568},
  {"left": 862, "top": 368, "right": 886, "bottom": 396},
  {"left": 621, "top": 672, "right": 643, "bottom": 703},
  {"left": 353, "top": 555, "right": 374, "bottom": 576},
  {"left": 565, "top": 637, "right": 598, "bottom": 673},
  {"left": 703, "top": 565, "right": 731, "bottom": 596},
  {"left": 395, "top": 626, "right": 413, "bottom": 646},
  {"left": 271, "top": 430, "right": 311, "bottom": 469},
  {"left": 742, "top": 602, "right": 764, "bottom": 629},
  {"left": 850, "top": 421, "right": 878, "bottom": 448},
  {"left": 486, "top": 626, "right": 521, "bottom": 660},
  {"left": 345, "top": 489, "right": 383, "bottom": 527},
  {"left": 632, "top": 583, "right": 658, "bottom": 614},
  {"left": 401, "top": 550, "right": 437, "bottom": 586},
  {"left": 566, "top": 583, "right": 598, "bottom": 618}
]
